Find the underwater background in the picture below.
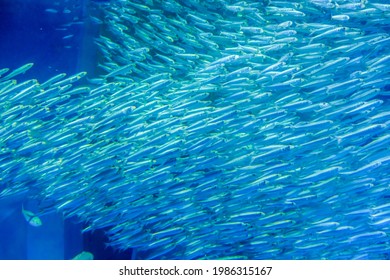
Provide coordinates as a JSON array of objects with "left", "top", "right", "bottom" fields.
[{"left": 0, "top": 0, "right": 389, "bottom": 260}]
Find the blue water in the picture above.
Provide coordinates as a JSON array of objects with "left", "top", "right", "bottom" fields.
[
  {"left": 0, "top": 0, "right": 389, "bottom": 260},
  {"left": 0, "top": 0, "right": 103, "bottom": 81}
]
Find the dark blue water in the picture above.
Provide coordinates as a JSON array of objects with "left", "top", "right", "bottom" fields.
[{"left": 0, "top": 0, "right": 101, "bottom": 81}]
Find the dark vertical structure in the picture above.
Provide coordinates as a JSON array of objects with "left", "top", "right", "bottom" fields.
[
  {"left": 83, "top": 227, "right": 133, "bottom": 260},
  {"left": 0, "top": 196, "right": 27, "bottom": 260}
]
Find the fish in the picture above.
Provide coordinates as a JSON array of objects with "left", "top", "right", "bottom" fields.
[
  {"left": 45, "top": 9, "right": 58, "bottom": 14},
  {"left": 72, "top": 251, "right": 94, "bottom": 260},
  {"left": 331, "top": 14, "right": 350, "bottom": 21},
  {"left": 0, "top": 63, "right": 34, "bottom": 82},
  {"left": 0, "top": 0, "right": 389, "bottom": 261},
  {"left": 21, "top": 205, "right": 42, "bottom": 227},
  {"left": 0, "top": 68, "right": 9, "bottom": 77}
]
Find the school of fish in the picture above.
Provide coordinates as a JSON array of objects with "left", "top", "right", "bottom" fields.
[{"left": 0, "top": 0, "right": 390, "bottom": 259}]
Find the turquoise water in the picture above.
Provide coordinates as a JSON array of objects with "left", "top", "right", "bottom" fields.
[{"left": 0, "top": 0, "right": 389, "bottom": 260}]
